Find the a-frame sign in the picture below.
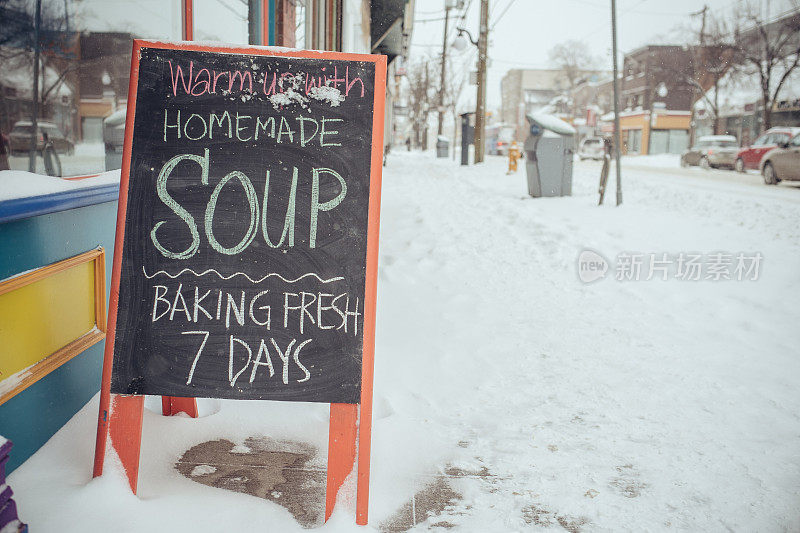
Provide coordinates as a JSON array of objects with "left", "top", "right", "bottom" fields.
[{"left": 93, "top": 39, "right": 385, "bottom": 525}]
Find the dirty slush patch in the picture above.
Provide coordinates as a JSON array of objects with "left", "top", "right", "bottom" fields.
[
  {"left": 176, "top": 437, "right": 326, "bottom": 528},
  {"left": 379, "top": 463, "right": 500, "bottom": 532}
]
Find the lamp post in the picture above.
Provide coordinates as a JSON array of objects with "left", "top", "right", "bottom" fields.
[
  {"left": 453, "top": 21, "right": 487, "bottom": 164},
  {"left": 611, "top": 0, "right": 622, "bottom": 206}
]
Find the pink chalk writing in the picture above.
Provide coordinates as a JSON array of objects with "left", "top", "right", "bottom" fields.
[{"left": 167, "top": 60, "right": 365, "bottom": 99}]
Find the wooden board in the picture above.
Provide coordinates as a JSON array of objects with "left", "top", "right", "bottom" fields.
[{"left": 108, "top": 41, "right": 385, "bottom": 405}]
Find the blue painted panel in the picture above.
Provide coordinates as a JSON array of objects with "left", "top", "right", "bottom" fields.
[
  {"left": 0, "top": 200, "right": 117, "bottom": 281},
  {"left": 0, "top": 199, "right": 118, "bottom": 475},
  {"left": 0, "top": 183, "right": 119, "bottom": 225}
]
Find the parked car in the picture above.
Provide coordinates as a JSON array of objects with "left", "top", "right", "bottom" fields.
[
  {"left": 680, "top": 135, "right": 739, "bottom": 169},
  {"left": 761, "top": 133, "right": 800, "bottom": 184},
  {"left": 735, "top": 127, "right": 800, "bottom": 172},
  {"left": 578, "top": 137, "right": 604, "bottom": 160},
  {"left": 8, "top": 121, "right": 74, "bottom": 155}
]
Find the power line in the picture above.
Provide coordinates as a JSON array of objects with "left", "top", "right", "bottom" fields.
[
  {"left": 416, "top": 16, "right": 449, "bottom": 23},
  {"left": 490, "top": 0, "right": 517, "bottom": 30},
  {"left": 417, "top": 8, "right": 447, "bottom": 15}
]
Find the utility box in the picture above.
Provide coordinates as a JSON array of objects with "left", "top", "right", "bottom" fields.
[
  {"left": 436, "top": 135, "right": 449, "bottom": 158},
  {"left": 103, "top": 107, "right": 126, "bottom": 171},
  {"left": 524, "top": 112, "right": 576, "bottom": 197}
]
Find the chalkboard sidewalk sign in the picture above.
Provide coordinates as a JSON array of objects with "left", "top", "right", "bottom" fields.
[{"left": 92, "top": 40, "right": 386, "bottom": 525}]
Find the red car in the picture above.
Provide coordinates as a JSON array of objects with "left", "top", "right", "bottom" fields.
[{"left": 735, "top": 127, "right": 800, "bottom": 172}]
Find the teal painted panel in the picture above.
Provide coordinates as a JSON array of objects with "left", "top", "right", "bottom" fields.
[
  {"left": 0, "top": 200, "right": 118, "bottom": 475},
  {"left": 1, "top": 343, "right": 104, "bottom": 474},
  {"left": 269, "top": 0, "right": 276, "bottom": 45},
  {"left": 0, "top": 200, "right": 117, "bottom": 281}
]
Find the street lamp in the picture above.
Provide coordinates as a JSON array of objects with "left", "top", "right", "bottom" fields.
[
  {"left": 452, "top": 27, "right": 478, "bottom": 52},
  {"left": 452, "top": 26, "right": 486, "bottom": 163},
  {"left": 650, "top": 82, "right": 668, "bottom": 128}
]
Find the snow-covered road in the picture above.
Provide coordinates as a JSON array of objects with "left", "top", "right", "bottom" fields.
[{"left": 10, "top": 152, "right": 800, "bottom": 532}]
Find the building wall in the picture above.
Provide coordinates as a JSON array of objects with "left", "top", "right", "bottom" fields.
[
  {"left": 618, "top": 111, "right": 690, "bottom": 155},
  {"left": 622, "top": 46, "right": 693, "bottom": 112},
  {"left": 501, "top": 68, "right": 609, "bottom": 142}
]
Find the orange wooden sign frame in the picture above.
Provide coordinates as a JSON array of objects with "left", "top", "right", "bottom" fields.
[{"left": 92, "top": 39, "right": 386, "bottom": 526}]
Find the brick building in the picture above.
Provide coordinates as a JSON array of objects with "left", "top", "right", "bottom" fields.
[{"left": 615, "top": 45, "right": 694, "bottom": 155}]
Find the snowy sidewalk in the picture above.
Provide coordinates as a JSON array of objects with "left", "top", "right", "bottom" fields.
[{"left": 9, "top": 151, "right": 800, "bottom": 532}]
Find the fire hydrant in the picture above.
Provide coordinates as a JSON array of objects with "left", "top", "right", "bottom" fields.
[{"left": 507, "top": 141, "right": 522, "bottom": 174}]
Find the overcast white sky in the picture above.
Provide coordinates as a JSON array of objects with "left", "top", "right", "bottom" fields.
[
  {"left": 70, "top": 0, "right": 797, "bottom": 110},
  {"left": 410, "top": 0, "right": 798, "bottom": 109}
]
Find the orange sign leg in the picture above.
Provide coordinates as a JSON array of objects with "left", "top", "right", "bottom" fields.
[
  {"left": 161, "top": 396, "right": 198, "bottom": 417},
  {"left": 325, "top": 403, "right": 358, "bottom": 521},
  {"left": 108, "top": 394, "right": 145, "bottom": 492}
]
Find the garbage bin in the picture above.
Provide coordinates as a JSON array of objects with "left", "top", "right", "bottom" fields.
[
  {"left": 524, "top": 112, "right": 576, "bottom": 197},
  {"left": 103, "top": 107, "right": 126, "bottom": 171},
  {"left": 436, "top": 135, "right": 449, "bottom": 158}
]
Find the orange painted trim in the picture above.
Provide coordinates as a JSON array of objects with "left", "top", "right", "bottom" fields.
[
  {"left": 0, "top": 248, "right": 103, "bottom": 297},
  {"left": 182, "top": 0, "right": 194, "bottom": 41},
  {"left": 0, "top": 248, "right": 107, "bottom": 407},
  {"left": 93, "top": 38, "right": 142, "bottom": 480},
  {"left": 132, "top": 38, "right": 385, "bottom": 64},
  {"left": 325, "top": 403, "right": 358, "bottom": 521},
  {"left": 356, "top": 54, "right": 387, "bottom": 526},
  {"left": 0, "top": 330, "right": 105, "bottom": 408},
  {"left": 94, "top": 248, "right": 107, "bottom": 332},
  {"left": 62, "top": 173, "right": 100, "bottom": 181}
]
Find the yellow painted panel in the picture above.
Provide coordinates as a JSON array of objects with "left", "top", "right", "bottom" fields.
[{"left": 0, "top": 261, "right": 96, "bottom": 381}]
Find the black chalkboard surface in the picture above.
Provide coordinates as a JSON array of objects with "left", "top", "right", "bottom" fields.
[{"left": 109, "top": 42, "right": 385, "bottom": 404}]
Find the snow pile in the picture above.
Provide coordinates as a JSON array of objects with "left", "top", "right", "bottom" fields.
[
  {"left": 0, "top": 169, "right": 120, "bottom": 202},
  {"left": 269, "top": 73, "right": 309, "bottom": 111},
  {"left": 308, "top": 86, "right": 345, "bottom": 107},
  {"left": 7, "top": 153, "right": 800, "bottom": 531},
  {"left": 620, "top": 153, "right": 682, "bottom": 169}
]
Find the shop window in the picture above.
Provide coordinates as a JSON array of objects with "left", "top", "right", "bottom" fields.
[{"left": 627, "top": 129, "right": 642, "bottom": 154}]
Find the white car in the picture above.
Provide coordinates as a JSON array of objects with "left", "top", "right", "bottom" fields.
[{"left": 578, "top": 137, "right": 604, "bottom": 160}]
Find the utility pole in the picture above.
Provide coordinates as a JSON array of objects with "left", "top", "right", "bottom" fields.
[
  {"left": 437, "top": 3, "right": 452, "bottom": 136},
  {"left": 423, "top": 61, "right": 430, "bottom": 150},
  {"left": 698, "top": 4, "right": 708, "bottom": 45},
  {"left": 474, "top": 0, "right": 489, "bottom": 163},
  {"left": 611, "top": 0, "right": 622, "bottom": 206},
  {"left": 689, "top": 5, "right": 708, "bottom": 142},
  {"left": 29, "top": 0, "right": 41, "bottom": 173}
]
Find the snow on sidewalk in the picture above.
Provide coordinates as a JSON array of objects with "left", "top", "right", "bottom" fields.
[{"left": 9, "top": 151, "right": 800, "bottom": 532}]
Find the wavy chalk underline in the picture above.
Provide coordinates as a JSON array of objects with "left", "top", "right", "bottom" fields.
[{"left": 142, "top": 266, "right": 344, "bottom": 284}]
